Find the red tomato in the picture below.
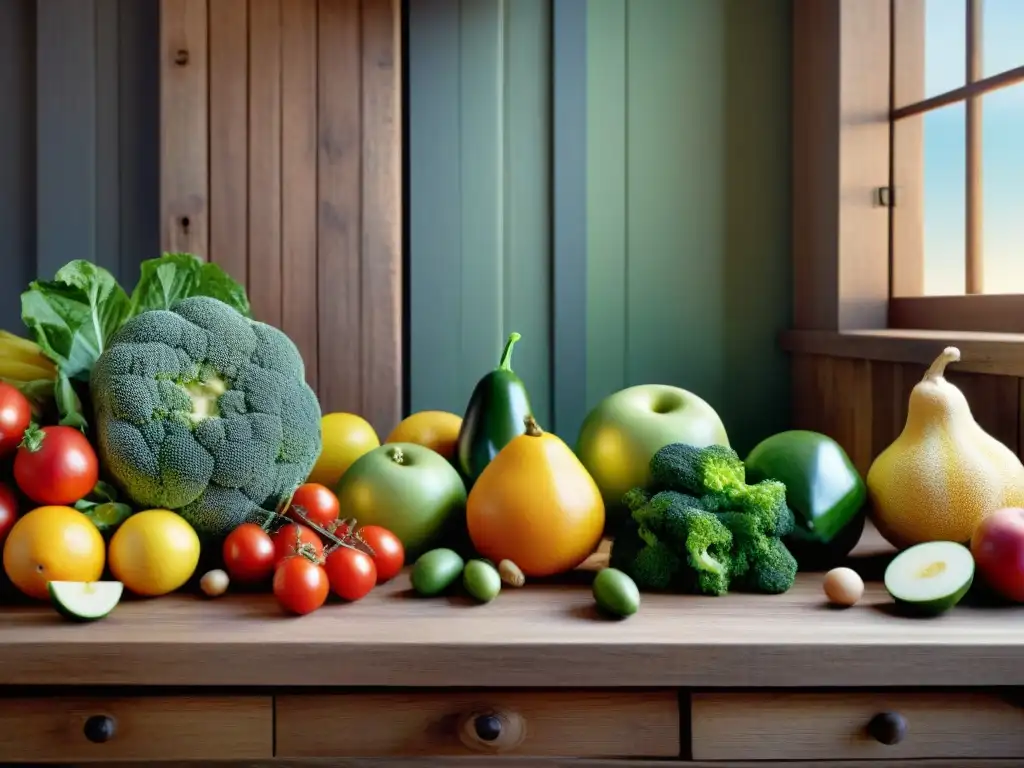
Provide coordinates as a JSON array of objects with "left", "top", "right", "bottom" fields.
[
  {"left": 357, "top": 525, "right": 405, "bottom": 584},
  {"left": 287, "top": 483, "right": 340, "bottom": 528},
  {"left": 0, "top": 383, "right": 32, "bottom": 460},
  {"left": 273, "top": 556, "right": 329, "bottom": 615},
  {"left": 0, "top": 481, "right": 19, "bottom": 544},
  {"left": 272, "top": 523, "right": 324, "bottom": 566},
  {"left": 222, "top": 523, "right": 276, "bottom": 583},
  {"left": 13, "top": 424, "right": 98, "bottom": 505},
  {"left": 324, "top": 546, "right": 377, "bottom": 602}
]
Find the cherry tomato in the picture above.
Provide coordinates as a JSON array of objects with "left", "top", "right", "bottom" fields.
[
  {"left": 0, "top": 481, "right": 19, "bottom": 544},
  {"left": 273, "top": 556, "right": 329, "bottom": 615},
  {"left": 13, "top": 424, "right": 98, "bottom": 505},
  {"left": 357, "top": 525, "right": 405, "bottom": 584},
  {"left": 287, "top": 483, "right": 340, "bottom": 528},
  {"left": 0, "top": 383, "right": 31, "bottom": 460},
  {"left": 324, "top": 546, "right": 376, "bottom": 602},
  {"left": 272, "top": 522, "right": 324, "bottom": 566},
  {"left": 222, "top": 523, "right": 276, "bottom": 583}
]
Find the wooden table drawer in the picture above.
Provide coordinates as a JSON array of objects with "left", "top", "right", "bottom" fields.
[
  {"left": 0, "top": 694, "right": 273, "bottom": 763},
  {"left": 276, "top": 690, "right": 680, "bottom": 758},
  {"left": 691, "top": 691, "right": 1024, "bottom": 761}
]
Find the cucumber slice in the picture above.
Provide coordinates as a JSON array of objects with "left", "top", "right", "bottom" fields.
[
  {"left": 884, "top": 541, "right": 974, "bottom": 615},
  {"left": 48, "top": 581, "right": 124, "bottom": 622}
]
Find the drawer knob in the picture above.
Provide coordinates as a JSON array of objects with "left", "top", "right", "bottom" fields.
[
  {"left": 458, "top": 707, "right": 526, "bottom": 754},
  {"left": 84, "top": 714, "right": 117, "bottom": 744},
  {"left": 867, "top": 711, "right": 907, "bottom": 745}
]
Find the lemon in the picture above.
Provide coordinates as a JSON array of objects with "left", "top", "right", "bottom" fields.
[
  {"left": 108, "top": 510, "right": 201, "bottom": 596},
  {"left": 308, "top": 412, "right": 380, "bottom": 488}
]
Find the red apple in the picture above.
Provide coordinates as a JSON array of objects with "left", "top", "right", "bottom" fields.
[{"left": 970, "top": 507, "right": 1024, "bottom": 602}]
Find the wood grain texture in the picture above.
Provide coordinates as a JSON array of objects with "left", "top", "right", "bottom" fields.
[
  {"left": 276, "top": 691, "right": 680, "bottom": 758},
  {"left": 159, "top": 0, "right": 403, "bottom": 431},
  {"left": 791, "top": 353, "right": 1023, "bottom": 477},
  {"left": 159, "top": 0, "right": 209, "bottom": 257},
  {"left": 0, "top": 528, "right": 1020, "bottom": 690},
  {"left": 248, "top": 0, "right": 284, "bottom": 328},
  {"left": 692, "top": 691, "right": 1024, "bottom": 761},
  {"left": 281, "top": 0, "right": 320, "bottom": 392},
  {"left": 0, "top": 695, "right": 272, "bottom": 763},
  {"left": 49, "top": 761, "right": 1024, "bottom": 768},
  {"left": 208, "top": 0, "right": 248, "bottom": 279}
]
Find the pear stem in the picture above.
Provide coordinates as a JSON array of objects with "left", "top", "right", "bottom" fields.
[
  {"left": 523, "top": 415, "right": 543, "bottom": 437},
  {"left": 923, "top": 346, "right": 961, "bottom": 380}
]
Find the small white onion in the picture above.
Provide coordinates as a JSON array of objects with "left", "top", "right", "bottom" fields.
[{"left": 200, "top": 569, "right": 230, "bottom": 598}]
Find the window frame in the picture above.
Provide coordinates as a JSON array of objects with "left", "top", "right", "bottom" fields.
[{"left": 788, "top": 0, "right": 1024, "bottom": 352}]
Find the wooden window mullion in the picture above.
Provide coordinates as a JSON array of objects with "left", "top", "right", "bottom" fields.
[{"left": 965, "top": 0, "right": 983, "bottom": 294}]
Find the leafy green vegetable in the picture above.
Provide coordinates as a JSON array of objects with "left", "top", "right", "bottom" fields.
[
  {"left": 19, "top": 253, "right": 251, "bottom": 429},
  {"left": 130, "top": 252, "right": 251, "bottom": 318},
  {"left": 21, "top": 260, "right": 131, "bottom": 382}
]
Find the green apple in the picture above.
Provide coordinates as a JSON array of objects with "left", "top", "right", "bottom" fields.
[
  {"left": 575, "top": 384, "right": 730, "bottom": 526},
  {"left": 334, "top": 442, "right": 467, "bottom": 561}
]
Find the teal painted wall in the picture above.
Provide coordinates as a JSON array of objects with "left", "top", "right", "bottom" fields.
[
  {"left": 408, "top": 0, "right": 793, "bottom": 454},
  {"left": 407, "top": 0, "right": 554, "bottom": 431},
  {"left": 582, "top": 0, "right": 793, "bottom": 455}
]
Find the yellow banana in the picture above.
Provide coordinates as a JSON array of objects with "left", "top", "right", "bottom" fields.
[
  {"left": 0, "top": 330, "right": 56, "bottom": 378},
  {"left": 0, "top": 358, "right": 56, "bottom": 383}
]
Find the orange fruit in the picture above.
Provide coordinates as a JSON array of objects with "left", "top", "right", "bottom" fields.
[
  {"left": 308, "top": 413, "right": 380, "bottom": 488},
  {"left": 3, "top": 506, "right": 105, "bottom": 600},
  {"left": 385, "top": 411, "right": 463, "bottom": 462}
]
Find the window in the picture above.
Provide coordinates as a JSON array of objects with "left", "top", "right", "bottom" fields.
[
  {"left": 789, "top": 0, "right": 1024, "bottom": 341},
  {"left": 889, "top": 0, "right": 1024, "bottom": 332}
]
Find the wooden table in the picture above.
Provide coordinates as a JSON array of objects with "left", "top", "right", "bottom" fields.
[{"left": 0, "top": 525, "right": 1021, "bottom": 767}]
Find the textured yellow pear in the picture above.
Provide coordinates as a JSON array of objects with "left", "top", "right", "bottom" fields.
[{"left": 866, "top": 346, "right": 1024, "bottom": 549}]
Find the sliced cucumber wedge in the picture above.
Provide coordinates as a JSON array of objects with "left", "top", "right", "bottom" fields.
[
  {"left": 884, "top": 541, "right": 974, "bottom": 615},
  {"left": 48, "top": 581, "right": 124, "bottom": 622}
]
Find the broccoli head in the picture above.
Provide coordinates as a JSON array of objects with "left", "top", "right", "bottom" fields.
[
  {"left": 609, "top": 516, "right": 682, "bottom": 590},
  {"left": 650, "top": 442, "right": 746, "bottom": 496},
  {"left": 90, "top": 296, "right": 322, "bottom": 537}
]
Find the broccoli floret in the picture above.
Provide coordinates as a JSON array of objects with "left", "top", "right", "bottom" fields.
[
  {"left": 625, "top": 493, "right": 732, "bottom": 596},
  {"left": 733, "top": 536, "right": 798, "bottom": 594},
  {"left": 704, "top": 479, "right": 795, "bottom": 539},
  {"left": 609, "top": 517, "right": 682, "bottom": 590},
  {"left": 90, "top": 296, "right": 322, "bottom": 537},
  {"left": 621, "top": 486, "right": 651, "bottom": 514},
  {"left": 650, "top": 443, "right": 745, "bottom": 496}
]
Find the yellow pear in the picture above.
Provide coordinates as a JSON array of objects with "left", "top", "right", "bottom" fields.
[{"left": 867, "top": 346, "right": 1024, "bottom": 549}]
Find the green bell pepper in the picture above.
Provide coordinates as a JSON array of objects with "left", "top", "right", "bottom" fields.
[{"left": 745, "top": 429, "right": 866, "bottom": 569}]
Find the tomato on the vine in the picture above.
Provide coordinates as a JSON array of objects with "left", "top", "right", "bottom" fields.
[
  {"left": 272, "top": 522, "right": 323, "bottom": 566},
  {"left": 222, "top": 523, "right": 276, "bottom": 583},
  {"left": 324, "top": 546, "right": 376, "bottom": 602},
  {"left": 287, "top": 483, "right": 340, "bottom": 529},
  {"left": 273, "top": 556, "right": 329, "bottom": 615},
  {"left": 0, "top": 383, "right": 31, "bottom": 460},
  {"left": 13, "top": 424, "right": 98, "bottom": 505},
  {"left": 0, "top": 481, "right": 19, "bottom": 544},
  {"left": 356, "top": 525, "right": 405, "bottom": 584}
]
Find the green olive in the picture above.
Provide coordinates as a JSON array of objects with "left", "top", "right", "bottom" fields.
[
  {"left": 592, "top": 567, "right": 640, "bottom": 617},
  {"left": 411, "top": 548, "right": 465, "bottom": 596},
  {"left": 462, "top": 559, "right": 502, "bottom": 603}
]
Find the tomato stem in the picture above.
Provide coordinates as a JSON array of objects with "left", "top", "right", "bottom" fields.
[{"left": 18, "top": 422, "right": 45, "bottom": 453}]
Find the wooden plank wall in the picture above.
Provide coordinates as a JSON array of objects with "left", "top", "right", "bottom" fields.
[
  {"left": 791, "top": 355, "right": 1022, "bottom": 477},
  {"left": 158, "top": 0, "right": 403, "bottom": 437}
]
